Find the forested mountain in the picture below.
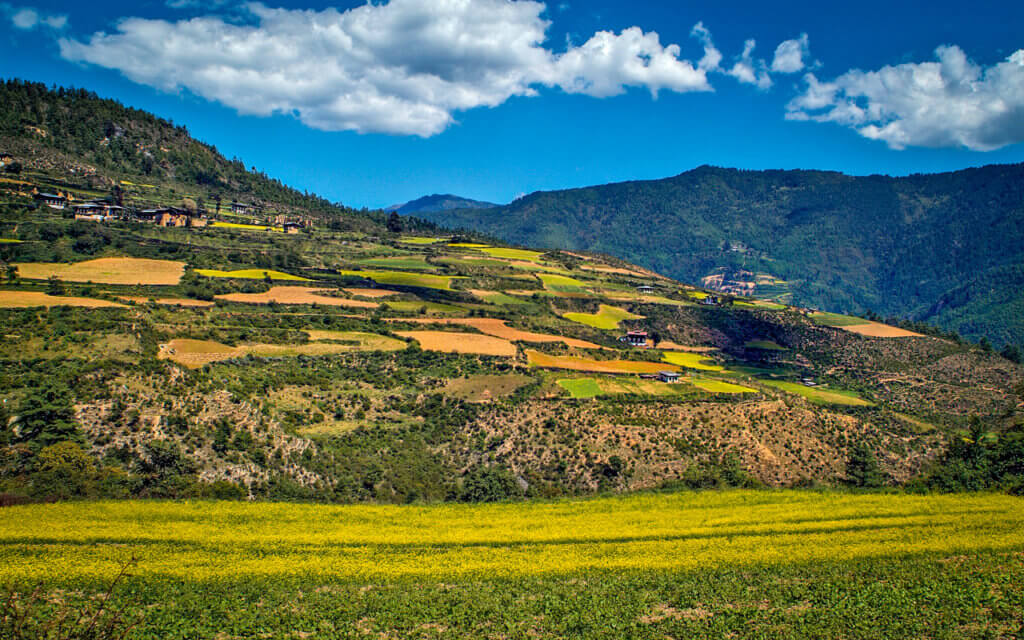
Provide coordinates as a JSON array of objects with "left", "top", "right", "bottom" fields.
[
  {"left": 387, "top": 194, "right": 499, "bottom": 215},
  {"left": 0, "top": 79, "right": 394, "bottom": 230},
  {"left": 416, "top": 164, "right": 1024, "bottom": 347}
]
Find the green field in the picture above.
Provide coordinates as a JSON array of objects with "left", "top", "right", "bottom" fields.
[
  {"left": 691, "top": 379, "right": 758, "bottom": 394},
  {"left": 810, "top": 311, "right": 869, "bottom": 327},
  {"left": 1, "top": 493, "right": 1022, "bottom": 638},
  {"left": 338, "top": 269, "right": 460, "bottom": 290},
  {"left": 564, "top": 304, "right": 642, "bottom": 330},
  {"left": 557, "top": 377, "right": 603, "bottom": 398},
  {"left": 195, "top": 268, "right": 311, "bottom": 281},
  {"left": 662, "top": 351, "right": 724, "bottom": 371},
  {"left": 744, "top": 340, "right": 787, "bottom": 350},
  {"left": 479, "top": 247, "right": 545, "bottom": 261},
  {"left": 538, "top": 273, "right": 588, "bottom": 292},
  {"left": 353, "top": 255, "right": 434, "bottom": 269},
  {"left": 474, "top": 290, "right": 534, "bottom": 305},
  {"left": 0, "top": 238, "right": 22, "bottom": 243},
  {"left": 384, "top": 300, "right": 466, "bottom": 315},
  {"left": 398, "top": 236, "right": 447, "bottom": 244},
  {"left": 763, "top": 380, "right": 875, "bottom": 406}
]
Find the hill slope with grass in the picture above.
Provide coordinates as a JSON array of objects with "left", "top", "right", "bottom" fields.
[
  {"left": 0, "top": 79, "right": 418, "bottom": 232},
  {"left": 0, "top": 82, "right": 1022, "bottom": 506},
  {"left": 415, "top": 163, "right": 1024, "bottom": 347}
]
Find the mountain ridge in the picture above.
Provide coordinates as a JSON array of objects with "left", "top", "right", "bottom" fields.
[
  {"left": 387, "top": 193, "right": 500, "bottom": 215},
  {"left": 414, "top": 162, "right": 1024, "bottom": 347}
]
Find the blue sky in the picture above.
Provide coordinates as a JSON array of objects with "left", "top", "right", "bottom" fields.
[{"left": 2, "top": 0, "right": 1023, "bottom": 209}]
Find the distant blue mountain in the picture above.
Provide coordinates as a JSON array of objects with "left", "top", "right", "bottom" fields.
[{"left": 387, "top": 194, "right": 499, "bottom": 215}]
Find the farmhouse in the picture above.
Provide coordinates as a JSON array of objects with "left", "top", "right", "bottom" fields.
[
  {"left": 73, "top": 203, "right": 105, "bottom": 220},
  {"left": 34, "top": 192, "right": 67, "bottom": 209},
  {"left": 230, "top": 201, "right": 251, "bottom": 215},
  {"left": 621, "top": 330, "right": 649, "bottom": 347},
  {"left": 73, "top": 202, "right": 126, "bottom": 221},
  {"left": 700, "top": 294, "right": 721, "bottom": 306},
  {"left": 658, "top": 371, "right": 681, "bottom": 383},
  {"left": 283, "top": 221, "right": 302, "bottom": 234},
  {"left": 636, "top": 285, "right": 655, "bottom": 294}
]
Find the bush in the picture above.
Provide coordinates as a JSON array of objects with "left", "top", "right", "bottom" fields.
[{"left": 458, "top": 465, "right": 523, "bottom": 503}]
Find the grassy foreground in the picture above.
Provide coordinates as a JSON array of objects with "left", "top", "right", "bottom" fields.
[{"left": 3, "top": 492, "right": 1023, "bottom": 638}]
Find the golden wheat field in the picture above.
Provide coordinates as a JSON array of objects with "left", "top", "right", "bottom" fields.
[
  {"left": 0, "top": 492, "right": 1021, "bottom": 582},
  {"left": 14, "top": 257, "right": 186, "bottom": 285},
  {"left": 394, "top": 317, "right": 604, "bottom": 349},
  {"left": 395, "top": 330, "right": 518, "bottom": 356},
  {"left": 158, "top": 336, "right": 404, "bottom": 368},
  {"left": 0, "top": 290, "right": 127, "bottom": 308},
  {"left": 527, "top": 350, "right": 680, "bottom": 374},
  {"left": 215, "top": 286, "right": 379, "bottom": 308},
  {"left": 840, "top": 322, "right": 924, "bottom": 338}
]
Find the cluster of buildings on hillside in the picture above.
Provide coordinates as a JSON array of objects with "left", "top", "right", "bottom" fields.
[{"left": 31, "top": 191, "right": 309, "bottom": 233}]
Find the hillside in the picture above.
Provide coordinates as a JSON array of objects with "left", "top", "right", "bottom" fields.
[
  {"left": 0, "top": 79, "right": 413, "bottom": 232},
  {"left": 414, "top": 164, "right": 1024, "bottom": 347},
  {"left": 0, "top": 82, "right": 1022, "bottom": 506},
  {"left": 1, "top": 203, "right": 1021, "bottom": 503},
  {"left": 387, "top": 193, "right": 499, "bottom": 215}
]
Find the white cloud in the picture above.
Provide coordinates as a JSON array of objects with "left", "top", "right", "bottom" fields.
[
  {"left": 59, "top": 0, "right": 730, "bottom": 137},
  {"left": 2, "top": 3, "right": 66, "bottom": 30},
  {"left": 727, "top": 39, "right": 771, "bottom": 89},
  {"left": 690, "top": 22, "right": 722, "bottom": 72},
  {"left": 771, "top": 33, "right": 809, "bottom": 73},
  {"left": 553, "top": 27, "right": 711, "bottom": 97},
  {"left": 786, "top": 45, "right": 1024, "bottom": 151}
]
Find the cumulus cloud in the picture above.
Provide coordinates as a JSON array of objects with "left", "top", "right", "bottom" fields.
[
  {"left": 771, "top": 33, "right": 809, "bottom": 73},
  {"left": 2, "top": 3, "right": 67, "bottom": 30},
  {"left": 690, "top": 24, "right": 770, "bottom": 89},
  {"left": 689, "top": 22, "right": 722, "bottom": 72},
  {"left": 553, "top": 27, "right": 711, "bottom": 97},
  {"left": 58, "top": 0, "right": 742, "bottom": 137},
  {"left": 786, "top": 45, "right": 1024, "bottom": 151},
  {"left": 727, "top": 39, "right": 772, "bottom": 89}
]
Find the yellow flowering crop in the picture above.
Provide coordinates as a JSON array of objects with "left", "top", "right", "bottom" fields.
[{"left": 1, "top": 491, "right": 1021, "bottom": 582}]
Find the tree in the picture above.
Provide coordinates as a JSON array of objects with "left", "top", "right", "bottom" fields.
[
  {"left": 1000, "top": 344, "right": 1022, "bottom": 364},
  {"left": 386, "top": 212, "right": 403, "bottom": 233},
  {"left": 846, "top": 442, "right": 884, "bottom": 488},
  {"left": 458, "top": 465, "right": 523, "bottom": 502},
  {"left": 3, "top": 161, "right": 22, "bottom": 174},
  {"left": 14, "top": 381, "right": 81, "bottom": 449},
  {"left": 46, "top": 276, "right": 64, "bottom": 296},
  {"left": 31, "top": 441, "right": 97, "bottom": 499}
]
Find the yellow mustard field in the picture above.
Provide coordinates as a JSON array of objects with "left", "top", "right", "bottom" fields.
[{"left": 1, "top": 492, "right": 1022, "bottom": 582}]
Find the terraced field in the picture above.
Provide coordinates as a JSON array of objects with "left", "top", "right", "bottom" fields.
[
  {"left": 662, "top": 351, "right": 724, "bottom": 371},
  {"left": 527, "top": 350, "right": 680, "bottom": 374},
  {"left": 196, "top": 268, "right": 310, "bottom": 281},
  {"left": 564, "top": 304, "right": 643, "bottom": 330},
  {"left": 337, "top": 269, "right": 460, "bottom": 290},
  {"left": 216, "top": 286, "right": 378, "bottom": 307},
  {"left": 14, "top": 257, "right": 186, "bottom": 285},
  {"left": 396, "top": 330, "right": 517, "bottom": 356},
  {"left": 0, "top": 290, "right": 127, "bottom": 308},
  {"left": 763, "top": 380, "right": 874, "bottom": 406}
]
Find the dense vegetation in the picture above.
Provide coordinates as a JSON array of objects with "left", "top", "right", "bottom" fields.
[
  {"left": 0, "top": 79, "right": 428, "bottom": 232},
  {"left": 419, "top": 164, "right": 1024, "bottom": 347}
]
